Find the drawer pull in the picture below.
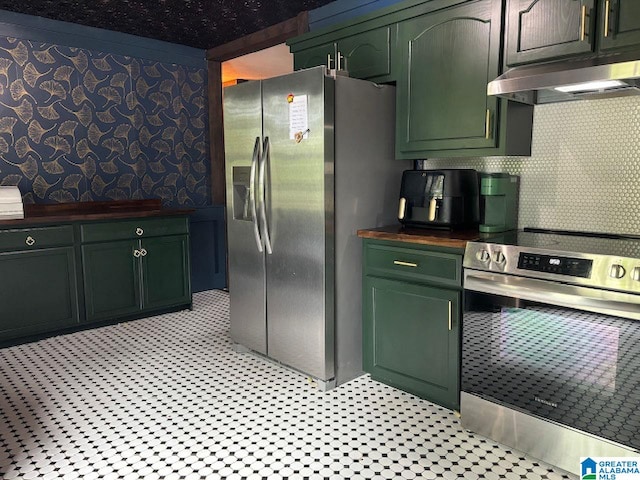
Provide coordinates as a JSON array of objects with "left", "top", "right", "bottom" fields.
[
  {"left": 136, "top": 227, "right": 144, "bottom": 236},
  {"left": 140, "top": 248, "right": 148, "bottom": 257},
  {"left": 133, "top": 249, "right": 142, "bottom": 258},
  {"left": 604, "top": 0, "right": 610, "bottom": 37},
  {"left": 448, "top": 301, "right": 452, "bottom": 331},
  {"left": 393, "top": 260, "right": 418, "bottom": 268},
  {"left": 25, "top": 236, "right": 35, "bottom": 246}
]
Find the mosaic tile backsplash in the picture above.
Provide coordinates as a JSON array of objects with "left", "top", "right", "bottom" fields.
[
  {"left": 426, "top": 96, "right": 640, "bottom": 236},
  {"left": 0, "top": 36, "right": 209, "bottom": 207}
]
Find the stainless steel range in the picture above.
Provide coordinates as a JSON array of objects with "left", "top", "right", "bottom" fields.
[{"left": 462, "top": 229, "right": 640, "bottom": 475}]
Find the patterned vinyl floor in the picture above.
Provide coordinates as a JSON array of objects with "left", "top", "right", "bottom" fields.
[{"left": 0, "top": 290, "right": 576, "bottom": 480}]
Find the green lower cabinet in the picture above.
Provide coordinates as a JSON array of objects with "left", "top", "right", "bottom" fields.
[
  {"left": 83, "top": 240, "right": 142, "bottom": 322},
  {"left": 142, "top": 235, "right": 191, "bottom": 311},
  {"left": 82, "top": 234, "right": 191, "bottom": 322},
  {"left": 0, "top": 247, "right": 79, "bottom": 340},
  {"left": 363, "top": 275, "right": 460, "bottom": 410}
]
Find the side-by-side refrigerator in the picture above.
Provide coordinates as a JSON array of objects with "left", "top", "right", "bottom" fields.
[{"left": 223, "top": 66, "right": 406, "bottom": 389}]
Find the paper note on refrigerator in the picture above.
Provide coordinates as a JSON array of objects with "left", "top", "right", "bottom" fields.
[{"left": 289, "top": 95, "right": 309, "bottom": 140}]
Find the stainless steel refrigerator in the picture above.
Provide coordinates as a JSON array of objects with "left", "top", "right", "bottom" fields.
[{"left": 223, "top": 66, "right": 405, "bottom": 390}]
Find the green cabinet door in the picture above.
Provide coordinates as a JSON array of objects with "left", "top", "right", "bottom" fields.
[
  {"left": 363, "top": 276, "right": 460, "bottom": 410},
  {"left": 141, "top": 235, "right": 191, "bottom": 311},
  {"left": 293, "top": 42, "right": 336, "bottom": 71},
  {"left": 337, "top": 26, "right": 392, "bottom": 80},
  {"left": 598, "top": 0, "right": 640, "bottom": 51},
  {"left": 292, "top": 26, "right": 392, "bottom": 81},
  {"left": 0, "top": 247, "right": 79, "bottom": 340},
  {"left": 396, "top": 0, "right": 502, "bottom": 157},
  {"left": 82, "top": 240, "right": 141, "bottom": 322},
  {"left": 506, "top": 0, "right": 596, "bottom": 66}
]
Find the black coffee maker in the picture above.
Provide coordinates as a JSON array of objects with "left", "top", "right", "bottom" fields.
[{"left": 398, "top": 169, "right": 479, "bottom": 229}]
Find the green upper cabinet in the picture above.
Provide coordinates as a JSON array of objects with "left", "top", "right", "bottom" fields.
[
  {"left": 337, "top": 27, "right": 393, "bottom": 80},
  {"left": 396, "top": 0, "right": 532, "bottom": 158},
  {"left": 598, "top": 0, "right": 640, "bottom": 52},
  {"left": 291, "top": 25, "right": 394, "bottom": 82},
  {"left": 506, "top": 0, "right": 640, "bottom": 65},
  {"left": 506, "top": 0, "right": 596, "bottom": 66},
  {"left": 292, "top": 42, "right": 336, "bottom": 71}
]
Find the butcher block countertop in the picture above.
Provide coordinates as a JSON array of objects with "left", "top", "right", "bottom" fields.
[
  {"left": 0, "top": 199, "right": 194, "bottom": 228},
  {"left": 357, "top": 225, "right": 483, "bottom": 250}
]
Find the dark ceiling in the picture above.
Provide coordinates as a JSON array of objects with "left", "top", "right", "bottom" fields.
[{"left": 0, "top": 0, "right": 337, "bottom": 50}]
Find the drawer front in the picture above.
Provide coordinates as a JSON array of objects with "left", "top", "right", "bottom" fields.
[
  {"left": 0, "top": 225, "right": 74, "bottom": 251},
  {"left": 81, "top": 217, "right": 188, "bottom": 243},
  {"left": 365, "top": 242, "right": 462, "bottom": 287}
]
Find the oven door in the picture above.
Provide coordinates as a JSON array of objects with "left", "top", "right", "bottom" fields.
[{"left": 462, "top": 269, "right": 640, "bottom": 452}]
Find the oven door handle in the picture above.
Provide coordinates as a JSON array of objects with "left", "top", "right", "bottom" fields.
[{"left": 464, "top": 270, "right": 640, "bottom": 321}]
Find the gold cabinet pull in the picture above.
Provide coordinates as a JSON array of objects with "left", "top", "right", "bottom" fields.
[
  {"left": 448, "top": 301, "right": 452, "bottom": 331},
  {"left": 25, "top": 236, "right": 35, "bottom": 246},
  {"left": 580, "top": 4, "right": 587, "bottom": 41},
  {"left": 393, "top": 260, "right": 418, "bottom": 268},
  {"left": 398, "top": 197, "right": 407, "bottom": 220},
  {"left": 485, "top": 109, "right": 492, "bottom": 139},
  {"left": 604, "top": 0, "right": 610, "bottom": 37}
]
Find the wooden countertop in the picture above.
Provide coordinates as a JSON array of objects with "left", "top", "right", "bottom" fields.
[
  {"left": 0, "top": 199, "right": 194, "bottom": 228},
  {"left": 357, "top": 225, "right": 482, "bottom": 249}
]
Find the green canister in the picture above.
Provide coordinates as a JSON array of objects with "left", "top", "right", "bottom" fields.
[{"left": 479, "top": 173, "right": 519, "bottom": 233}]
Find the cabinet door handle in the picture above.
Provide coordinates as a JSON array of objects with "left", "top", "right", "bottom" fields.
[
  {"left": 136, "top": 227, "right": 144, "bottom": 236},
  {"left": 140, "top": 248, "right": 148, "bottom": 257},
  {"left": 393, "top": 260, "right": 418, "bottom": 268},
  {"left": 25, "top": 236, "right": 35, "bottom": 246},
  {"left": 398, "top": 197, "right": 407, "bottom": 220},
  {"left": 604, "top": 0, "right": 610, "bottom": 37},
  {"left": 580, "top": 4, "right": 587, "bottom": 42},
  {"left": 485, "top": 109, "right": 492, "bottom": 139},
  {"left": 448, "top": 301, "right": 452, "bottom": 331},
  {"left": 133, "top": 249, "right": 141, "bottom": 258}
]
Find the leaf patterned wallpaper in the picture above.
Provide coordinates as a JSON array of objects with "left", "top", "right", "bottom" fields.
[{"left": 0, "top": 36, "right": 210, "bottom": 207}]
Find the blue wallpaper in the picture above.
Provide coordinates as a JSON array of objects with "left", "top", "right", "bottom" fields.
[{"left": 0, "top": 36, "right": 209, "bottom": 207}]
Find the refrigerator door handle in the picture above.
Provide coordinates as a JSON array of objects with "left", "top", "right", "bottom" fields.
[
  {"left": 249, "top": 136, "right": 263, "bottom": 253},
  {"left": 259, "top": 136, "right": 273, "bottom": 255}
]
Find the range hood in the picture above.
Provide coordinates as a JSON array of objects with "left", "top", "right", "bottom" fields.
[{"left": 488, "top": 53, "right": 640, "bottom": 104}]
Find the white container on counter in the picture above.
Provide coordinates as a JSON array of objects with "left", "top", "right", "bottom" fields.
[{"left": 0, "top": 186, "right": 25, "bottom": 220}]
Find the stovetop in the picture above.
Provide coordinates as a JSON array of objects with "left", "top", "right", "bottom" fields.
[
  {"left": 464, "top": 229, "right": 640, "bottom": 293},
  {"left": 477, "top": 228, "right": 640, "bottom": 259}
]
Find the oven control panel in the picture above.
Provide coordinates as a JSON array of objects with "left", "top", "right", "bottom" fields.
[{"left": 517, "top": 253, "right": 593, "bottom": 278}]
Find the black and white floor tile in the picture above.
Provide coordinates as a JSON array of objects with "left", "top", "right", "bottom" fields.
[{"left": 0, "top": 290, "right": 576, "bottom": 479}]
